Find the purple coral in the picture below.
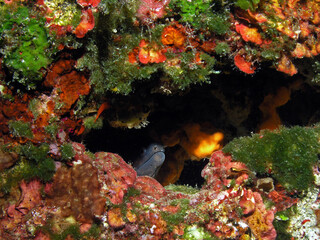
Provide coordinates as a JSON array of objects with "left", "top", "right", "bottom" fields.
[{"left": 136, "top": 0, "right": 170, "bottom": 24}]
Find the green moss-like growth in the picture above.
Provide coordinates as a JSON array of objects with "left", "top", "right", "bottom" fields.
[
  {"left": 40, "top": 222, "right": 100, "bottom": 240},
  {"left": 60, "top": 143, "right": 75, "bottom": 161},
  {"left": 273, "top": 207, "right": 296, "bottom": 239},
  {"left": 260, "top": 49, "right": 281, "bottom": 61},
  {"left": 0, "top": 143, "right": 56, "bottom": 193},
  {"left": 165, "top": 184, "right": 200, "bottom": 194},
  {"left": 214, "top": 42, "right": 231, "bottom": 56},
  {"left": 161, "top": 198, "right": 190, "bottom": 231},
  {"left": 172, "top": 0, "right": 212, "bottom": 24},
  {"left": 0, "top": 156, "right": 55, "bottom": 194},
  {"left": 183, "top": 225, "right": 216, "bottom": 240},
  {"left": 223, "top": 126, "right": 320, "bottom": 191},
  {"left": 83, "top": 116, "right": 103, "bottom": 130},
  {"left": 124, "top": 187, "right": 141, "bottom": 199},
  {"left": 20, "top": 142, "right": 50, "bottom": 162},
  {"left": 18, "top": 143, "right": 55, "bottom": 183},
  {"left": 0, "top": 5, "right": 54, "bottom": 89},
  {"left": 164, "top": 52, "right": 218, "bottom": 90},
  {"left": 44, "top": 123, "right": 59, "bottom": 138},
  {"left": 8, "top": 120, "right": 34, "bottom": 139},
  {"left": 311, "top": 61, "right": 320, "bottom": 84},
  {"left": 169, "top": 0, "right": 230, "bottom": 34},
  {"left": 77, "top": 37, "right": 159, "bottom": 95},
  {"left": 235, "top": 0, "right": 260, "bottom": 11}
]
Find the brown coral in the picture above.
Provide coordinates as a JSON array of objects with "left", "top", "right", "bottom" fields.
[{"left": 46, "top": 162, "right": 105, "bottom": 223}]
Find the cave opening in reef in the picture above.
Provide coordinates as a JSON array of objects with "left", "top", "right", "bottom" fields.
[{"left": 80, "top": 66, "right": 320, "bottom": 187}]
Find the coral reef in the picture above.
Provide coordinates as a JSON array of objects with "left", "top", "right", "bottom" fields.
[
  {"left": 2, "top": 137, "right": 318, "bottom": 239},
  {"left": 1, "top": 0, "right": 320, "bottom": 239}
]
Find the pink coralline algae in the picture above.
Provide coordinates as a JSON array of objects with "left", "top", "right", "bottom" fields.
[
  {"left": 200, "top": 150, "right": 277, "bottom": 240},
  {"left": 0, "top": 180, "right": 43, "bottom": 239},
  {"left": 94, "top": 152, "right": 137, "bottom": 204},
  {"left": 201, "top": 150, "right": 250, "bottom": 191},
  {"left": 137, "top": 0, "right": 171, "bottom": 24},
  {"left": 0, "top": 144, "right": 285, "bottom": 239}
]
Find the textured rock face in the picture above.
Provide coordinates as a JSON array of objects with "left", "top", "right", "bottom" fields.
[{"left": 0, "top": 142, "right": 319, "bottom": 239}]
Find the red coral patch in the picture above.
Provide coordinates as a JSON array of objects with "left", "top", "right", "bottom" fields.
[
  {"left": 74, "top": 9, "right": 95, "bottom": 38},
  {"left": 234, "top": 54, "right": 256, "bottom": 74}
]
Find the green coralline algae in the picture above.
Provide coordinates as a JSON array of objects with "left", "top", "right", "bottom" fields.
[
  {"left": 223, "top": 125, "right": 320, "bottom": 191},
  {"left": 0, "top": 5, "right": 53, "bottom": 89}
]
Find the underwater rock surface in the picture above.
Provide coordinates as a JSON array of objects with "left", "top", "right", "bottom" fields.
[
  {"left": 0, "top": 139, "right": 319, "bottom": 239},
  {"left": 1, "top": 0, "right": 320, "bottom": 239}
]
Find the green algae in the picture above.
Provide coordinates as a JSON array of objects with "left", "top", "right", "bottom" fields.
[
  {"left": 0, "top": 157, "right": 55, "bottom": 194},
  {"left": 169, "top": 0, "right": 230, "bottom": 34},
  {"left": 165, "top": 184, "right": 200, "bottom": 195},
  {"left": 235, "top": 0, "right": 260, "bottom": 11},
  {"left": 60, "top": 143, "right": 75, "bottom": 161},
  {"left": 39, "top": 222, "right": 100, "bottom": 240},
  {"left": 273, "top": 206, "right": 297, "bottom": 239},
  {"left": 183, "top": 225, "right": 217, "bottom": 240},
  {"left": 0, "top": 142, "right": 56, "bottom": 194},
  {"left": 161, "top": 198, "right": 190, "bottom": 231},
  {"left": 20, "top": 143, "right": 50, "bottom": 163},
  {"left": 0, "top": 5, "right": 54, "bottom": 89},
  {"left": 223, "top": 126, "right": 320, "bottom": 191},
  {"left": 44, "top": 123, "right": 59, "bottom": 138},
  {"left": 8, "top": 120, "right": 34, "bottom": 139},
  {"left": 83, "top": 116, "right": 104, "bottom": 131},
  {"left": 214, "top": 42, "right": 231, "bottom": 56}
]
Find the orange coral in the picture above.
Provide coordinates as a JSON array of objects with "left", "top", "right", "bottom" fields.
[
  {"left": 44, "top": 58, "right": 90, "bottom": 114},
  {"left": 181, "top": 123, "right": 224, "bottom": 159},
  {"left": 161, "top": 25, "right": 186, "bottom": 49},
  {"left": 107, "top": 208, "right": 126, "bottom": 229},
  {"left": 258, "top": 87, "right": 291, "bottom": 131},
  {"left": 138, "top": 39, "right": 167, "bottom": 64},
  {"left": 234, "top": 54, "right": 256, "bottom": 74},
  {"left": 57, "top": 71, "right": 90, "bottom": 112},
  {"left": 236, "top": 23, "right": 263, "bottom": 45},
  {"left": 134, "top": 176, "right": 166, "bottom": 201},
  {"left": 276, "top": 55, "right": 297, "bottom": 76},
  {"left": 291, "top": 43, "right": 312, "bottom": 58},
  {"left": 128, "top": 47, "right": 139, "bottom": 64},
  {"left": 74, "top": 9, "right": 95, "bottom": 38}
]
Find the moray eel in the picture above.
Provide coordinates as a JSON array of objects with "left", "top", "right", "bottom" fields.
[{"left": 133, "top": 144, "right": 165, "bottom": 178}]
